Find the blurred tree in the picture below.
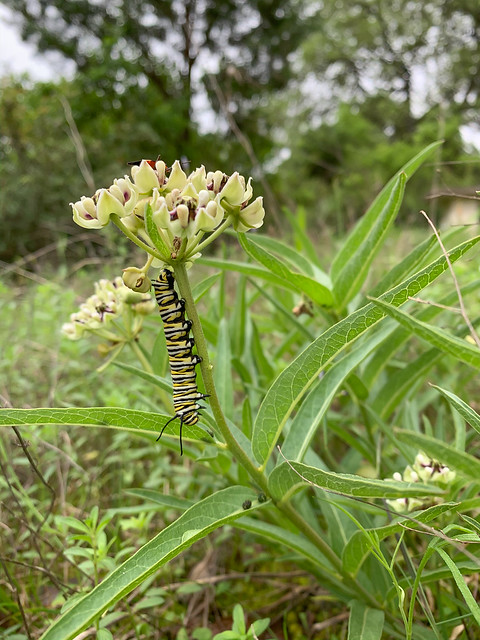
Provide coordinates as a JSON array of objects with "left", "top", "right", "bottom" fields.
[{"left": 0, "top": 0, "right": 308, "bottom": 165}]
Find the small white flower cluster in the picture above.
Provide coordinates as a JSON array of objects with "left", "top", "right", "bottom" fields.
[
  {"left": 62, "top": 277, "right": 156, "bottom": 341},
  {"left": 386, "top": 451, "right": 456, "bottom": 513},
  {"left": 71, "top": 158, "right": 265, "bottom": 262}
]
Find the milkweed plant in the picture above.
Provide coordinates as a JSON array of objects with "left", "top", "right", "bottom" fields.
[{"left": 4, "top": 143, "right": 480, "bottom": 640}]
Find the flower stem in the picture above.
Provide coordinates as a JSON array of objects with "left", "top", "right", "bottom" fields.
[
  {"left": 111, "top": 215, "right": 165, "bottom": 260},
  {"left": 189, "top": 218, "right": 233, "bottom": 258},
  {"left": 172, "top": 262, "right": 385, "bottom": 611}
]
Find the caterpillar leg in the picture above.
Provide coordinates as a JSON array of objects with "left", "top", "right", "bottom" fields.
[{"left": 157, "top": 413, "right": 187, "bottom": 456}]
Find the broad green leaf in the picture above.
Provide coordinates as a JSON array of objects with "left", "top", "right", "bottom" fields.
[
  {"left": 432, "top": 385, "right": 480, "bottom": 436},
  {"left": 435, "top": 548, "right": 480, "bottom": 625},
  {"left": 342, "top": 503, "right": 459, "bottom": 576},
  {"left": 331, "top": 141, "right": 442, "bottom": 283},
  {"left": 281, "top": 323, "right": 392, "bottom": 462},
  {"left": 214, "top": 318, "right": 234, "bottom": 420},
  {"left": 192, "top": 273, "right": 221, "bottom": 302},
  {"left": 268, "top": 461, "right": 443, "bottom": 503},
  {"left": 394, "top": 429, "right": 480, "bottom": 481},
  {"left": 40, "top": 487, "right": 263, "bottom": 640},
  {"left": 252, "top": 236, "right": 480, "bottom": 467},
  {"left": 246, "top": 233, "right": 319, "bottom": 278},
  {"left": 113, "top": 362, "right": 172, "bottom": 393},
  {"left": 348, "top": 600, "right": 384, "bottom": 640},
  {"left": 332, "top": 172, "right": 406, "bottom": 307},
  {"left": 238, "top": 233, "right": 334, "bottom": 307},
  {"left": 199, "top": 256, "right": 303, "bottom": 291},
  {"left": 0, "top": 407, "right": 211, "bottom": 444},
  {"left": 369, "top": 298, "right": 480, "bottom": 370}
]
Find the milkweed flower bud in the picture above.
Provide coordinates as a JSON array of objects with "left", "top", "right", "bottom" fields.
[{"left": 122, "top": 267, "right": 152, "bottom": 293}]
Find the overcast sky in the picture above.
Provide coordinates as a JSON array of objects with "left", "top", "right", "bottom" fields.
[{"left": 0, "top": 6, "right": 74, "bottom": 80}]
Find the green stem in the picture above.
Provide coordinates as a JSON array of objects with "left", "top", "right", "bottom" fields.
[
  {"left": 188, "top": 218, "right": 233, "bottom": 258},
  {"left": 111, "top": 215, "right": 165, "bottom": 260},
  {"left": 172, "top": 262, "right": 386, "bottom": 612},
  {"left": 173, "top": 262, "right": 267, "bottom": 490}
]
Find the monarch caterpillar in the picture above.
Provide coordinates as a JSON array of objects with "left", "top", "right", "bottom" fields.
[{"left": 152, "top": 269, "right": 207, "bottom": 455}]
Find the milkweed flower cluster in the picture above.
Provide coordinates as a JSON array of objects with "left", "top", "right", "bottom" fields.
[
  {"left": 71, "top": 158, "right": 265, "bottom": 267},
  {"left": 386, "top": 451, "right": 456, "bottom": 513},
  {"left": 62, "top": 277, "right": 156, "bottom": 342}
]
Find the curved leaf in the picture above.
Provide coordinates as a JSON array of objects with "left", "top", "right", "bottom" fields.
[
  {"left": 0, "top": 407, "right": 211, "bottom": 443},
  {"left": 332, "top": 172, "right": 406, "bottom": 307},
  {"left": 268, "top": 461, "right": 443, "bottom": 503},
  {"left": 432, "top": 385, "right": 480, "bottom": 436},
  {"left": 394, "top": 429, "right": 480, "bottom": 481},
  {"left": 41, "top": 487, "right": 263, "bottom": 640},
  {"left": 252, "top": 236, "right": 480, "bottom": 467},
  {"left": 331, "top": 141, "right": 442, "bottom": 284},
  {"left": 238, "top": 233, "right": 334, "bottom": 306}
]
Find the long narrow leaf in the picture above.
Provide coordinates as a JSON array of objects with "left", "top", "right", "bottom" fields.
[
  {"left": 332, "top": 172, "right": 406, "bottom": 307},
  {"left": 435, "top": 548, "right": 480, "bottom": 625},
  {"left": 348, "top": 600, "right": 384, "bottom": 640},
  {"left": 0, "top": 407, "right": 211, "bottom": 443},
  {"left": 431, "top": 385, "right": 480, "bottom": 436},
  {"left": 40, "top": 487, "right": 263, "bottom": 640},
  {"left": 369, "top": 298, "right": 480, "bottom": 369},
  {"left": 268, "top": 461, "right": 442, "bottom": 503},
  {"left": 331, "top": 141, "right": 442, "bottom": 283},
  {"left": 238, "top": 233, "right": 334, "bottom": 307},
  {"left": 251, "top": 236, "right": 480, "bottom": 467},
  {"left": 394, "top": 429, "right": 480, "bottom": 481},
  {"left": 282, "top": 323, "right": 392, "bottom": 461}
]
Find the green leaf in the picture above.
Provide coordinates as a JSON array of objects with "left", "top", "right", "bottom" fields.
[
  {"left": 283, "top": 206, "right": 321, "bottom": 267},
  {"left": 281, "top": 323, "right": 392, "bottom": 462},
  {"left": 394, "top": 429, "right": 480, "bottom": 481},
  {"left": 144, "top": 203, "right": 170, "bottom": 255},
  {"left": 332, "top": 172, "right": 406, "bottom": 307},
  {"left": 214, "top": 318, "right": 234, "bottom": 420},
  {"left": 251, "top": 235, "right": 480, "bottom": 467},
  {"left": 192, "top": 273, "right": 221, "bottom": 303},
  {"left": 342, "top": 503, "right": 459, "bottom": 576},
  {"left": 238, "top": 233, "right": 334, "bottom": 307},
  {"left": 435, "top": 548, "right": 480, "bottom": 625},
  {"left": 199, "top": 257, "right": 291, "bottom": 290},
  {"left": 331, "top": 141, "right": 442, "bottom": 284},
  {"left": 347, "top": 600, "right": 384, "bottom": 640},
  {"left": 268, "top": 461, "right": 443, "bottom": 503},
  {"left": 40, "top": 487, "right": 263, "bottom": 640},
  {"left": 0, "top": 407, "right": 210, "bottom": 444},
  {"left": 151, "top": 327, "right": 168, "bottom": 376},
  {"left": 246, "top": 233, "right": 319, "bottom": 278},
  {"left": 431, "top": 385, "right": 480, "bottom": 436},
  {"left": 367, "top": 235, "right": 437, "bottom": 298},
  {"left": 368, "top": 297, "right": 480, "bottom": 370},
  {"left": 236, "top": 516, "right": 331, "bottom": 569},
  {"left": 113, "top": 362, "right": 172, "bottom": 393},
  {"left": 362, "top": 279, "right": 480, "bottom": 388}
]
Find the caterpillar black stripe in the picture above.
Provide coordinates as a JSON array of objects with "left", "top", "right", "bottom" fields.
[{"left": 152, "top": 269, "right": 208, "bottom": 455}]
